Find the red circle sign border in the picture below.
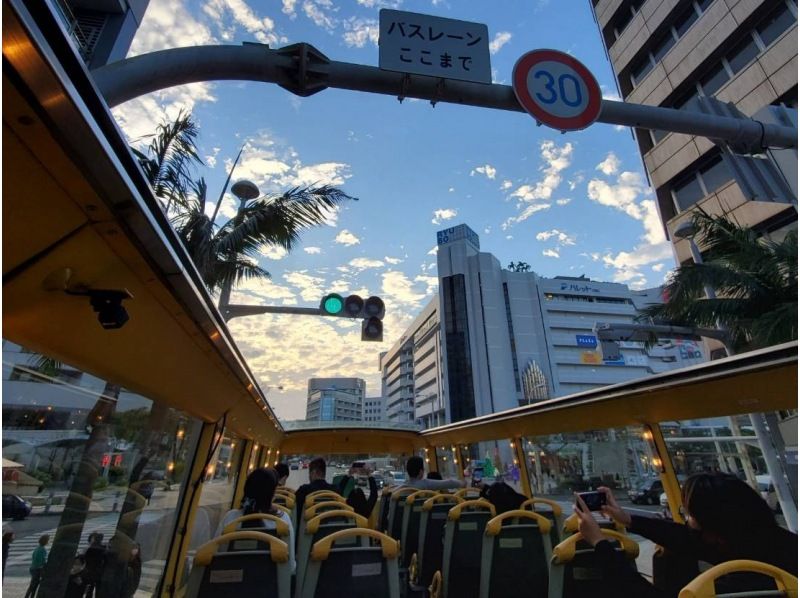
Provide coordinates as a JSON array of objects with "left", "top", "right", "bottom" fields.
[{"left": 512, "top": 49, "right": 602, "bottom": 131}]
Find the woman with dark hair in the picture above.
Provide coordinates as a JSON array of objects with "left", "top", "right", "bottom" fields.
[
  {"left": 480, "top": 481, "right": 526, "bottom": 514},
  {"left": 573, "top": 472, "right": 797, "bottom": 596},
  {"left": 216, "top": 467, "right": 296, "bottom": 573}
]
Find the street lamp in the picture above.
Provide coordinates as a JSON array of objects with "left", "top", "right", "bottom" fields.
[
  {"left": 673, "top": 218, "right": 796, "bottom": 530},
  {"left": 219, "top": 179, "right": 260, "bottom": 311}
]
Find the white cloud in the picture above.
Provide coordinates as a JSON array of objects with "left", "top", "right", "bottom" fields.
[
  {"left": 349, "top": 257, "right": 384, "bottom": 270},
  {"left": 384, "top": 256, "right": 403, "bottom": 265},
  {"left": 414, "top": 275, "right": 439, "bottom": 295},
  {"left": 304, "top": 246, "right": 322, "bottom": 254},
  {"left": 568, "top": 174, "right": 584, "bottom": 191},
  {"left": 556, "top": 198, "right": 572, "bottom": 206},
  {"left": 283, "top": 270, "right": 325, "bottom": 301},
  {"left": 542, "top": 248, "right": 560, "bottom": 258},
  {"left": 335, "top": 230, "right": 361, "bottom": 246},
  {"left": 203, "top": 0, "right": 282, "bottom": 45},
  {"left": 503, "top": 140, "right": 572, "bottom": 229},
  {"left": 382, "top": 271, "right": 426, "bottom": 306},
  {"left": 431, "top": 208, "right": 458, "bottom": 225},
  {"left": 343, "top": 17, "right": 380, "bottom": 47},
  {"left": 536, "top": 229, "right": 576, "bottom": 246},
  {"left": 259, "top": 245, "right": 289, "bottom": 260},
  {"left": 205, "top": 147, "right": 221, "bottom": 168},
  {"left": 489, "top": 32, "right": 512, "bottom": 54},
  {"left": 596, "top": 152, "right": 621, "bottom": 176},
  {"left": 282, "top": 0, "right": 298, "bottom": 17},
  {"left": 471, "top": 164, "right": 497, "bottom": 180},
  {"left": 652, "top": 263, "right": 665, "bottom": 272},
  {"left": 501, "top": 203, "right": 552, "bottom": 229},
  {"left": 427, "top": 246, "right": 439, "bottom": 256},
  {"left": 129, "top": 0, "right": 215, "bottom": 56},
  {"left": 302, "top": 0, "right": 337, "bottom": 30},
  {"left": 448, "top": 187, "right": 455, "bottom": 193},
  {"left": 356, "top": 0, "right": 401, "bottom": 6},
  {"left": 501, "top": 180, "right": 513, "bottom": 190}
]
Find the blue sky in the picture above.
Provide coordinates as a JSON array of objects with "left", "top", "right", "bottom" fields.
[{"left": 114, "top": 0, "right": 674, "bottom": 420}]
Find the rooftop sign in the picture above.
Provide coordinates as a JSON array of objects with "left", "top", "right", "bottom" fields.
[{"left": 379, "top": 9, "right": 491, "bottom": 84}]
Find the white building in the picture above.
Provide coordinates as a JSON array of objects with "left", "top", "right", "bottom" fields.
[
  {"left": 304, "top": 378, "right": 365, "bottom": 422},
  {"left": 435, "top": 224, "right": 706, "bottom": 423},
  {"left": 379, "top": 297, "right": 445, "bottom": 428},
  {"left": 362, "top": 396, "right": 386, "bottom": 423}
]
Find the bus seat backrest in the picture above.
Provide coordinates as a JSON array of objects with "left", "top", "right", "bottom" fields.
[
  {"left": 401, "top": 490, "right": 439, "bottom": 568},
  {"left": 522, "top": 498, "right": 565, "bottom": 548},
  {"left": 549, "top": 530, "right": 639, "bottom": 598},
  {"left": 441, "top": 500, "right": 496, "bottom": 598},
  {"left": 301, "top": 528, "right": 401, "bottom": 598},
  {"left": 678, "top": 559, "right": 798, "bottom": 598},
  {"left": 222, "top": 514, "right": 290, "bottom": 552},
  {"left": 387, "top": 487, "right": 417, "bottom": 540},
  {"left": 186, "top": 531, "right": 291, "bottom": 598},
  {"left": 417, "top": 494, "right": 463, "bottom": 589},
  {"left": 480, "top": 510, "right": 553, "bottom": 598}
]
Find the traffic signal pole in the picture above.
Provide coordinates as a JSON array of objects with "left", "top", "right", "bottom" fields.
[
  {"left": 93, "top": 43, "right": 797, "bottom": 151},
  {"left": 222, "top": 304, "right": 322, "bottom": 322}
]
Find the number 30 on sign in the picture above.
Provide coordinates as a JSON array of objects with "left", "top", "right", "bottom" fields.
[{"left": 512, "top": 49, "right": 602, "bottom": 132}]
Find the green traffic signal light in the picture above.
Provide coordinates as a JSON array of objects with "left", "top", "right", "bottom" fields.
[{"left": 321, "top": 293, "right": 344, "bottom": 315}]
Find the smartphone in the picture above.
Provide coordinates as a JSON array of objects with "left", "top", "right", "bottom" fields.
[
  {"left": 471, "top": 466, "right": 484, "bottom": 488},
  {"left": 577, "top": 490, "right": 607, "bottom": 512}
]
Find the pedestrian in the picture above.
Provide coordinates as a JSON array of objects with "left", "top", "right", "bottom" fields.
[
  {"left": 3, "top": 530, "right": 15, "bottom": 579},
  {"left": 24, "top": 534, "right": 49, "bottom": 598},
  {"left": 83, "top": 532, "right": 107, "bottom": 598},
  {"left": 65, "top": 555, "right": 87, "bottom": 598}
]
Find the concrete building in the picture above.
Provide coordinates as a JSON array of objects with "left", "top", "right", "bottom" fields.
[
  {"left": 53, "top": 0, "right": 150, "bottom": 69},
  {"left": 436, "top": 224, "right": 706, "bottom": 423},
  {"left": 590, "top": 0, "right": 797, "bottom": 264},
  {"left": 362, "top": 396, "right": 386, "bottom": 422},
  {"left": 304, "top": 378, "right": 365, "bottom": 422},
  {"left": 379, "top": 297, "right": 445, "bottom": 428}
]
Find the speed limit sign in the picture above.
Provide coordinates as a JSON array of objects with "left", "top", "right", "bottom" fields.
[{"left": 512, "top": 49, "right": 602, "bottom": 131}]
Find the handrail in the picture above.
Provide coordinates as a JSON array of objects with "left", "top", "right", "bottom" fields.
[
  {"left": 223, "top": 513, "right": 289, "bottom": 537},
  {"left": 310, "top": 528, "right": 399, "bottom": 560},
  {"left": 194, "top": 531, "right": 289, "bottom": 566},
  {"left": 678, "top": 560, "right": 798, "bottom": 598}
]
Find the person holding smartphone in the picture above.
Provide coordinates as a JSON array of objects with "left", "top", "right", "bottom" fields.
[
  {"left": 404, "top": 456, "right": 465, "bottom": 491},
  {"left": 337, "top": 463, "right": 379, "bottom": 519},
  {"left": 573, "top": 472, "right": 797, "bottom": 597}
]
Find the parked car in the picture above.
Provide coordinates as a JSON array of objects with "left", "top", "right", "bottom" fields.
[
  {"left": 756, "top": 474, "right": 780, "bottom": 512},
  {"left": 3, "top": 495, "right": 32, "bottom": 520},
  {"left": 628, "top": 478, "right": 663, "bottom": 505},
  {"left": 290, "top": 463, "right": 299, "bottom": 470}
]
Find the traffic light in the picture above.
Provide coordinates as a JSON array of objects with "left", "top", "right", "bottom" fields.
[{"left": 319, "top": 294, "right": 385, "bottom": 342}]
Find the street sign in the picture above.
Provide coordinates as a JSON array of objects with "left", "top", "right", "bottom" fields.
[
  {"left": 575, "top": 334, "right": 598, "bottom": 348},
  {"left": 512, "top": 49, "right": 602, "bottom": 131},
  {"left": 379, "top": 9, "right": 491, "bottom": 84}
]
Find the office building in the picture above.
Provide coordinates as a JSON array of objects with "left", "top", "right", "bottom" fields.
[
  {"left": 362, "top": 396, "right": 386, "bottom": 422},
  {"left": 304, "top": 377, "right": 365, "bottom": 422},
  {"left": 436, "top": 224, "right": 706, "bottom": 423},
  {"left": 53, "top": 0, "right": 150, "bottom": 69},
  {"left": 379, "top": 297, "right": 445, "bottom": 428},
  {"left": 590, "top": 0, "right": 797, "bottom": 264}
]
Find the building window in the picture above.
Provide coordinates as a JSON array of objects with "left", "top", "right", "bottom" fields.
[
  {"left": 502, "top": 283, "right": 521, "bottom": 392},
  {"left": 671, "top": 154, "right": 735, "bottom": 212},
  {"left": 441, "top": 274, "right": 476, "bottom": 423},
  {"left": 757, "top": 1, "right": 797, "bottom": 47}
]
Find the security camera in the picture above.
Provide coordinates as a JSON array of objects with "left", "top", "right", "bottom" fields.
[{"left": 66, "top": 288, "right": 133, "bottom": 329}]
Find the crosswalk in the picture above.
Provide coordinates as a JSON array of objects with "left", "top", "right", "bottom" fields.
[{"left": 2, "top": 514, "right": 165, "bottom": 596}]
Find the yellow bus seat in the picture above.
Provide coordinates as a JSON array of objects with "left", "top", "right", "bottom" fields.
[
  {"left": 400, "top": 490, "right": 439, "bottom": 568},
  {"left": 186, "top": 531, "right": 291, "bottom": 598},
  {"left": 440, "top": 499, "right": 496, "bottom": 598},
  {"left": 413, "top": 494, "right": 463, "bottom": 589},
  {"left": 301, "top": 528, "right": 401, "bottom": 598},
  {"left": 455, "top": 487, "right": 483, "bottom": 500},
  {"left": 548, "top": 529, "right": 639, "bottom": 598},
  {"left": 295, "top": 510, "right": 368, "bottom": 598},
  {"left": 679, "top": 560, "right": 798, "bottom": 598},
  {"left": 522, "top": 497, "right": 565, "bottom": 547},
  {"left": 222, "top": 513, "right": 291, "bottom": 551},
  {"left": 304, "top": 491, "right": 345, "bottom": 509},
  {"left": 479, "top": 510, "right": 553, "bottom": 598},
  {"left": 386, "top": 487, "right": 419, "bottom": 540}
]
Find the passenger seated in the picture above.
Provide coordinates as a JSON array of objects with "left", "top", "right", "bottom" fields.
[
  {"left": 405, "top": 456, "right": 466, "bottom": 491},
  {"left": 274, "top": 462, "right": 290, "bottom": 487},
  {"left": 217, "top": 467, "right": 296, "bottom": 574},
  {"left": 572, "top": 472, "right": 798, "bottom": 597},
  {"left": 480, "top": 481, "right": 526, "bottom": 515},
  {"left": 294, "top": 457, "right": 341, "bottom": 526},
  {"left": 336, "top": 463, "right": 378, "bottom": 519},
  {"left": 426, "top": 472, "right": 443, "bottom": 480}
]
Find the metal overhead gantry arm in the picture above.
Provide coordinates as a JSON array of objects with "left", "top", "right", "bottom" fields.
[{"left": 92, "top": 43, "right": 797, "bottom": 151}]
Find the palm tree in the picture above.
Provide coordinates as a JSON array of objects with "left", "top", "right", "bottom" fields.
[
  {"left": 134, "top": 112, "right": 357, "bottom": 296},
  {"left": 642, "top": 211, "right": 797, "bottom": 351}
]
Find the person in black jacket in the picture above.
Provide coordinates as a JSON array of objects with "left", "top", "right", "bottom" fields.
[
  {"left": 294, "top": 458, "right": 340, "bottom": 530},
  {"left": 337, "top": 465, "right": 378, "bottom": 519},
  {"left": 573, "top": 472, "right": 798, "bottom": 597}
]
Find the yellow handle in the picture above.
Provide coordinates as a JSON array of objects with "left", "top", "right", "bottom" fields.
[
  {"left": 310, "top": 528, "right": 399, "bottom": 560},
  {"left": 304, "top": 501, "right": 353, "bottom": 521},
  {"left": 405, "top": 490, "right": 439, "bottom": 505},
  {"left": 455, "top": 488, "right": 482, "bottom": 498},
  {"left": 422, "top": 494, "right": 463, "bottom": 511},
  {"left": 679, "top": 560, "right": 798, "bottom": 598},
  {"left": 195, "top": 531, "right": 289, "bottom": 566},
  {"left": 448, "top": 499, "right": 496, "bottom": 521},
  {"left": 429, "top": 570, "right": 442, "bottom": 598},
  {"left": 552, "top": 529, "right": 638, "bottom": 564},
  {"left": 391, "top": 487, "right": 418, "bottom": 501},
  {"left": 223, "top": 513, "right": 289, "bottom": 537},
  {"left": 305, "top": 510, "right": 367, "bottom": 534},
  {"left": 485, "top": 509, "right": 552, "bottom": 536},
  {"left": 304, "top": 491, "right": 344, "bottom": 508}
]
